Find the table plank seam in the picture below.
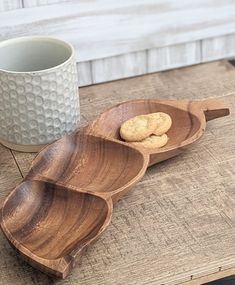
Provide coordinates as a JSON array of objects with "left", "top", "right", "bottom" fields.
[{"left": 10, "top": 149, "right": 24, "bottom": 178}]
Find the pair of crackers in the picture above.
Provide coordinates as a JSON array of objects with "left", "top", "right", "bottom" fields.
[{"left": 120, "top": 112, "right": 172, "bottom": 149}]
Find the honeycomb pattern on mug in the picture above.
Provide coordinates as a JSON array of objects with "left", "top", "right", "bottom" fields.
[{"left": 0, "top": 60, "right": 80, "bottom": 145}]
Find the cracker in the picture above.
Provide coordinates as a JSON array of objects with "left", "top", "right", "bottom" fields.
[
  {"left": 131, "top": 134, "right": 168, "bottom": 149},
  {"left": 120, "top": 114, "right": 156, "bottom": 142},
  {"left": 149, "top": 112, "right": 172, "bottom": 135}
]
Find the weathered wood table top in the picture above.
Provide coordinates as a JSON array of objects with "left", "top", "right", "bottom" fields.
[{"left": 0, "top": 61, "right": 235, "bottom": 285}]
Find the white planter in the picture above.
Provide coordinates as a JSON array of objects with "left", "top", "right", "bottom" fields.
[{"left": 0, "top": 36, "right": 80, "bottom": 152}]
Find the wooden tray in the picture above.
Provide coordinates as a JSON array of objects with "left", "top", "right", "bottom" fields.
[{"left": 0, "top": 99, "right": 229, "bottom": 278}]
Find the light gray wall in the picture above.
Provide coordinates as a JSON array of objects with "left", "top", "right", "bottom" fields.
[{"left": 1, "top": 0, "right": 235, "bottom": 86}]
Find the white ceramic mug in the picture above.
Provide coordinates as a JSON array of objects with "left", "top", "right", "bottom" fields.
[{"left": 0, "top": 36, "right": 80, "bottom": 152}]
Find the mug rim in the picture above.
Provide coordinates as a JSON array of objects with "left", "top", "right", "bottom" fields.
[{"left": 0, "top": 36, "right": 75, "bottom": 74}]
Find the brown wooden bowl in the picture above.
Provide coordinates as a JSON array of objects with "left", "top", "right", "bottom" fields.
[
  {"left": 27, "top": 133, "right": 149, "bottom": 202},
  {"left": 87, "top": 99, "right": 230, "bottom": 165},
  {"left": 1, "top": 180, "right": 112, "bottom": 278},
  {"left": 0, "top": 133, "right": 148, "bottom": 278}
]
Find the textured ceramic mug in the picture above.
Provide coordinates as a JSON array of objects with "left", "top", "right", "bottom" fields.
[{"left": 0, "top": 36, "right": 80, "bottom": 152}]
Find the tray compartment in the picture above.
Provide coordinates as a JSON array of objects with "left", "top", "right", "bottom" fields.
[
  {"left": 27, "top": 133, "right": 149, "bottom": 201},
  {"left": 1, "top": 180, "right": 112, "bottom": 277},
  {"left": 88, "top": 99, "right": 229, "bottom": 165}
]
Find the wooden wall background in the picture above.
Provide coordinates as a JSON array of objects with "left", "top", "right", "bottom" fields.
[{"left": 1, "top": 0, "right": 235, "bottom": 86}]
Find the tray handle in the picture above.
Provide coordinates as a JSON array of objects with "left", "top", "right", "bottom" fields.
[{"left": 198, "top": 100, "right": 230, "bottom": 121}]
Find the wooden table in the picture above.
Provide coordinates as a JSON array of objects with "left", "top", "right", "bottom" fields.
[{"left": 0, "top": 61, "right": 235, "bottom": 285}]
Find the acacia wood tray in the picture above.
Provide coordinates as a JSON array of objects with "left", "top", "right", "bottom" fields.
[{"left": 0, "top": 99, "right": 230, "bottom": 278}]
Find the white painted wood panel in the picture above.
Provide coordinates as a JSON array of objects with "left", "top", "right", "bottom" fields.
[
  {"left": 1, "top": 0, "right": 235, "bottom": 62},
  {"left": 91, "top": 51, "right": 147, "bottom": 84},
  {"left": 147, "top": 41, "right": 201, "bottom": 73},
  {"left": 0, "top": 0, "right": 22, "bottom": 12},
  {"left": 23, "top": 0, "right": 69, "bottom": 8},
  {"left": 1, "top": 1, "right": 235, "bottom": 85},
  {"left": 202, "top": 34, "right": 235, "bottom": 62},
  {"left": 77, "top": 61, "right": 93, "bottom": 86}
]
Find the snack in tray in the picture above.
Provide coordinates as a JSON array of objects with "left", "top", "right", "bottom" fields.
[
  {"left": 120, "top": 112, "right": 172, "bottom": 149},
  {"left": 120, "top": 114, "right": 156, "bottom": 142},
  {"left": 131, "top": 134, "right": 168, "bottom": 149},
  {"left": 149, "top": 112, "right": 172, "bottom": 135}
]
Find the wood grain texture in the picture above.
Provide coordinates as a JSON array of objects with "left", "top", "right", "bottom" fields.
[
  {"left": 77, "top": 61, "right": 93, "bottom": 86},
  {"left": 0, "top": 145, "right": 22, "bottom": 201},
  {"left": 0, "top": 0, "right": 22, "bottom": 12},
  {"left": 26, "top": 133, "right": 148, "bottom": 201},
  {"left": 92, "top": 51, "right": 147, "bottom": 84},
  {"left": 147, "top": 41, "right": 201, "bottom": 73},
  {"left": 1, "top": 133, "right": 148, "bottom": 277},
  {"left": 23, "top": 0, "right": 68, "bottom": 7},
  {"left": 1, "top": 1, "right": 235, "bottom": 85},
  {"left": 11, "top": 152, "right": 37, "bottom": 178},
  {"left": 11, "top": 106, "right": 88, "bottom": 177},
  {"left": 202, "top": 34, "right": 235, "bottom": 62},
  {"left": 79, "top": 61, "right": 235, "bottom": 123},
  {"left": 80, "top": 94, "right": 235, "bottom": 285},
  {"left": 87, "top": 99, "right": 229, "bottom": 165},
  {"left": 1, "top": 0, "right": 235, "bottom": 62},
  {"left": 0, "top": 61, "right": 234, "bottom": 284},
  {"left": 181, "top": 268, "right": 235, "bottom": 285},
  {"left": 2, "top": 180, "right": 113, "bottom": 278}
]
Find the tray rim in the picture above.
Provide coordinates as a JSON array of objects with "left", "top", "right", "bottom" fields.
[
  {"left": 86, "top": 98, "right": 230, "bottom": 158},
  {"left": 0, "top": 180, "right": 114, "bottom": 278}
]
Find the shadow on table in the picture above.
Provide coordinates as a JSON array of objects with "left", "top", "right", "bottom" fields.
[
  {"left": 229, "top": 60, "right": 235, "bottom": 66},
  {"left": 204, "top": 276, "right": 235, "bottom": 285}
]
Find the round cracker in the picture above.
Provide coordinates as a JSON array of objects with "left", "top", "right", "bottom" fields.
[
  {"left": 149, "top": 112, "right": 172, "bottom": 135},
  {"left": 120, "top": 114, "right": 156, "bottom": 142},
  {"left": 131, "top": 134, "right": 168, "bottom": 149}
]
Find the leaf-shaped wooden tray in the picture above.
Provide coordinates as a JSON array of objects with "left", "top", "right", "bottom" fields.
[
  {"left": 0, "top": 99, "right": 230, "bottom": 278},
  {"left": 87, "top": 99, "right": 230, "bottom": 165}
]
